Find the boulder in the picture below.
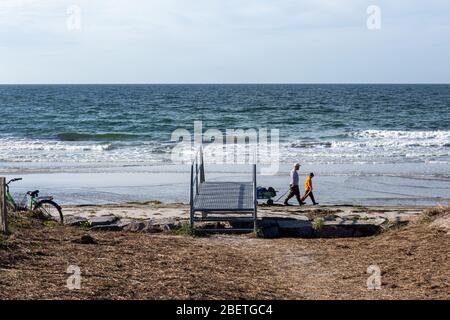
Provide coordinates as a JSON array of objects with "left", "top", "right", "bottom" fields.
[
  {"left": 277, "top": 219, "right": 313, "bottom": 237},
  {"left": 258, "top": 226, "right": 280, "bottom": 238},
  {"left": 88, "top": 215, "right": 119, "bottom": 227},
  {"left": 313, "top": 218, "right": 386, "bottom": 238},
  {"left": 90, "top": 223, "right": 122, "bottom": 231},
  {"left": 64, "top": 215, "right": 89, "bottom": 226},
  {"left": 122, "top": 221, "right": 147, "bottom": 232},
  {"left": 73, "top": 234, "right": 97, "bottom": 245},
  {"left": 122, "top": 220, "right": 163, "bottom": 233}
]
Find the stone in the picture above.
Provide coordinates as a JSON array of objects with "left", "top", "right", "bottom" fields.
[
  {"left": 142, "top": 223, "right": 163, "bottom": 233},
  {"left": 162, "top": 223, "right": 176, "bottom": 231},
  {"left": 258, "top": 226, "right": 280, "bottom": 238},
  {"left": 90, "top": 224, "right": 122, "bottom": 231},
  {"left": 64, "top": 215, "right": 89, "bottom": 226},
  {"left": 121, "top": 220, "right": 163, "bottom": 233},
  {"left": 313, "top": 218, "right": 386, "bottom": 238},
  {"left": 73, "top": 235, "right": 97, "bottom": 245},
  {"left": 122, "top": 221, "right": 147, "bottom": 232},
  {"left": 258, "top": 218, "right": 281, "bottom": 228},
  {"left": 277, "top": 219, "right": 313, "bottom": 237},
  {"left": 89, "top": 215, "right": 119, "bottom": 227}
]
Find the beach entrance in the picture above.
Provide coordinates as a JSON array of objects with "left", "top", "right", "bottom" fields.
[{"left": 189, "top": 146, "right": 257, "bottom": 233}]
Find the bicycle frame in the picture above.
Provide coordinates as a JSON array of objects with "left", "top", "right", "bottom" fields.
[
  {"left": 5, "top": 190, "right": 17, "bottom": 210},
  {"left": 5, "top": 179, "right": 39, "bottom": 212}
]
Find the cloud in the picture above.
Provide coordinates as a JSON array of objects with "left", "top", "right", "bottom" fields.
[{"left": 0, "top": 0, "right": 449, "bottom": 83}]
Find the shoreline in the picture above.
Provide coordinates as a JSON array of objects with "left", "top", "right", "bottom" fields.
[{"left": 2, "top": 162, "right": 450, "bottom": 207}]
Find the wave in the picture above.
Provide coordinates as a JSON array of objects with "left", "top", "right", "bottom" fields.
[
  {"left": 0, "top": 129, "right": 449, "bottom": 165},
  {"left": 283, "top": 129, "right": 450, "bottom": 164},
  {"left": 56, "top": 132, "right": 141, "bottom": 142},
  {"left": 350, "top": 129, "right": 450, "bottom": 141}
]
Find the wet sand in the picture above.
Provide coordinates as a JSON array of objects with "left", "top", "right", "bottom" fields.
[{"left": 2, "top": 162, "right": 450, "bottom": 207}]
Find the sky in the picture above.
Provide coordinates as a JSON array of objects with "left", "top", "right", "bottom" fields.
[{"left": 0, "top": 0, "right": 449, "bottom": 84}]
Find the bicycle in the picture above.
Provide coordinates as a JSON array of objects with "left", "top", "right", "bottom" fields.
[{"left": 5, "top": 178, "right": 64, "bottom": 224}]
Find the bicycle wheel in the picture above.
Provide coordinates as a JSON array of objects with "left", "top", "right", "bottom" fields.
[{"left": 35, "top": 200, "right": 63, "bottom": 224}]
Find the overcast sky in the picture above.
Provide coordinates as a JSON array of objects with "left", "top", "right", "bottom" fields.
[{"left": 1, "top": 0, "right": 449, "bottom": 84}]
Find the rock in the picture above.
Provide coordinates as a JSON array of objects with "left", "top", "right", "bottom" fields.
[
  {"left": 89, "top": 215, "right": 119, "bottom": 227},
  {"left": 142, "top": 223, "right": 163, "bottom": 233},
  {"left": 73, "top": 235, "right": 97, "bottom": 245},
  {"left": 122, "top": 221, "right": 147, "bottom": 232},
  {"left": 430, "top": 216, "right": 450, "bottom": 235},
  {"left": 277, "top": 219, "right": 313, "bottom": 237},
  {"left": 314, "top": 218, "right": 386, "bottom": 238},
  {"left": 90, "top": 224, "right": 122, "bottom": 231},
  {"left": 162, "top": 223, "right": 176, "bottom": 231},
  {"left": 258, "top": 226, "right": 280, "bottom": 238},
  {"left": 122, "top": 220, "right": 163, "bottom": 233},
  {"left": 229, "top": 220, "right": 254, "bottom": 229},
  {"left": 258, "top": 218, "right": 281, "bottom": 228},
  {"left": 64, "top": 215, "right": 89, "bottom": 226}
]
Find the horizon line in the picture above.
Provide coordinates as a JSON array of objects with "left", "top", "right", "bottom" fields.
[{"left": 1, "top": 82, "right": 450, "bottom": 86}]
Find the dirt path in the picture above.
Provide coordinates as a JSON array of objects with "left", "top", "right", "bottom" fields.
[{"left": 0, "top": 214, "right": 448, "bottom": 299}]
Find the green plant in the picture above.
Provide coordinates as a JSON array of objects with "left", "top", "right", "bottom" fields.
[
  {"left": 255, "top": 227, "right": 264, "bottom": 238},
  {"left": 312, "top": 218, "right": 324, "bottom": 230},
  {"left": 79, "top": 221, "right": 91, "bottom": 229},
  {"left": 175, "top": 223, "right": 198, "bottom": 236}
]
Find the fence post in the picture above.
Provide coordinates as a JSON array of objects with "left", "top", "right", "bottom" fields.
[{"left": 0, "top": 177, "right": 7, "bottom": 234}]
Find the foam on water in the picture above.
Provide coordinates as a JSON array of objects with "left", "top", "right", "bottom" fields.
[
  {"left": 0, "top": 84, "right": 449, "bottom": 168},
  {"left": 1, "top": 129, "right": 449, "bottom": 165}
]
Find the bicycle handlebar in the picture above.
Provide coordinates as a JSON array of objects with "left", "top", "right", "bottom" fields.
[{"left": 7, "top": 178, "right": 22, "bottom": 185}]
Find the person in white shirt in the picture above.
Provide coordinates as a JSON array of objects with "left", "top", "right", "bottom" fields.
[{"left": 284, "top": 162, "right": 305, "bottom": 206}]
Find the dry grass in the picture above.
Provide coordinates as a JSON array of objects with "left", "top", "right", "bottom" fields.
[
  {"left": 420, "top": 204, "right": 450, "bottom": 222},
  {"left": 0, "top": 207, "right": 449, "bottom": 300}
]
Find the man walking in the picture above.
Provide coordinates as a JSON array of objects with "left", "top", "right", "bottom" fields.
[{"left": 284, "top": 163, "right": 305, "bottom": 206}]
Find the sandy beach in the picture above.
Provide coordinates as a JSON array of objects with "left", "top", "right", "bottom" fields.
[{"left": 1, "top": 202, "right": 448, "bottom": 300}]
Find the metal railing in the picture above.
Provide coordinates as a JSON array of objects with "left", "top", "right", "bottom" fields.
[
  {"left": 189, "top": 146, "right": 258, "bottom": 232},
  {"left": 189, "top": 146, "right": 205, "bottom": 226}
]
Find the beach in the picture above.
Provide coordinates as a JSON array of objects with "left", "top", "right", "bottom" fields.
[
  {"left": 0, "top": 202, "right": 448, "bottom": 300},
  {"left": 1, "top": 84, "right": 449, "bottom": 301},
  {"left": 1, "top": 84, "right": 449, "bottom": 208},
  {"left": 1, "top": 161, "right": 449, "bottom": 207}
]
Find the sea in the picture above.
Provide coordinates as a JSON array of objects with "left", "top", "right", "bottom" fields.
[{"left": 1, "top": 84, "right": 449, "bottom": 206}]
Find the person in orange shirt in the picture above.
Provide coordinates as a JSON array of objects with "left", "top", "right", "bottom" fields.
[{"left": 301, "top": 172, "right": 319, "bottom": 205}]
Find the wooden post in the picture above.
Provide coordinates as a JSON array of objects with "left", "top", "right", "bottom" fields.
[{"left": 0, "top": 177, "right": 7, "bottom": 234}]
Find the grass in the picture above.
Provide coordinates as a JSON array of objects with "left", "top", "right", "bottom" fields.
[
  {"left": 175, "top": 222, "right": 199, "bottom": 236},
  {"left": 420, "top": 204, "right": 450, "bottom": 223},
  {"left": 0, "top": 234, "right": 6, "bottom": 247},
  {"left": 31, "top": 242, "right": 43, "bottom": 250},
  {"left": 7, "top": 215, "right": 33, "bottom": 233},
  {"left": 79, "top": 221, "right": 91, "bottom": 229},
  {"left": 312, "top": 218, "right": 324, "bottom": 230},
  {"left": 43, "top": 220, "right": 59, "bottom": 228}
]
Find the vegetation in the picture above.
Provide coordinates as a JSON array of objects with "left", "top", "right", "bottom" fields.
[
  {"left": 312, "top": 218, "right": 324, "bottom": 230},
  {"left": 420, "top": 204, "right": 450, "bottom": 223},
  {"left": 175, "top": 222, "right": 199, "bottom": 236}
]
